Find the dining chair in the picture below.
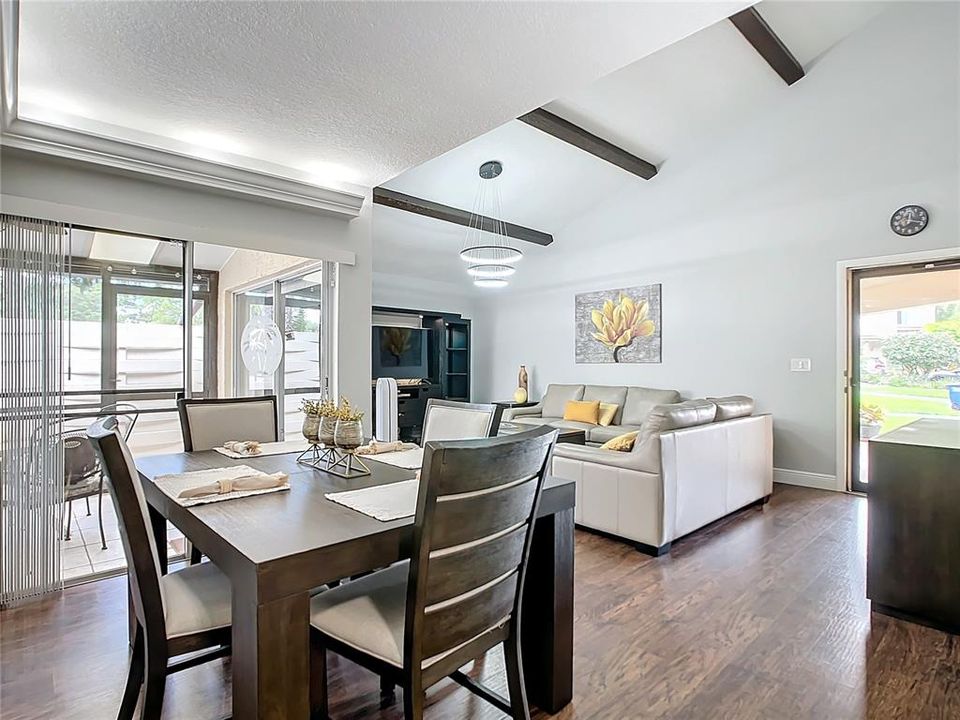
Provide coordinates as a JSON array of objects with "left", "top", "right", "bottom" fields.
[
  {"left": 86, "top": 417, "right": 233, "bottom": 720},
  {"left": 309, "top": 424, "right": 559, "bottom": 720},
  {"left": 420, "top": 398, "right": 503, "bottom": 442},
  {"left": 176, "top": 395, "right": 279, "bottom": 451}
]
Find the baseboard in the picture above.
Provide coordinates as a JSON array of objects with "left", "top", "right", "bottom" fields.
[{"left": 774, "top": 468, "right": 840, "bottom": 492}]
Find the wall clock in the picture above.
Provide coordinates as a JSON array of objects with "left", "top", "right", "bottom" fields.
[{"left": 890, "top": 205, "right": 929, "bottom": 236}]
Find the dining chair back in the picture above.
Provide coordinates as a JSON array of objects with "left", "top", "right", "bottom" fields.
[
  {"left": 87, "top": 417, "right": 233, "bottom": 720},
  {"left": 100, "top": 401, "right": 141, "bottom": 441},
  {"left": 421, "top": 398, "right": 502, "bottom": 442},
  {"left": 409, "top": 424, "right": 557, "bottom": 713},
  {"left": 177, "top": 395, "right": 279, "bottom": 451},
  {"left": 86, "top": 418, "right": 166, "bottom": 637}
]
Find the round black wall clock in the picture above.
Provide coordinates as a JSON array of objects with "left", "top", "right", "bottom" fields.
[{"left": 890, "top": 205, "right": 929, "bottom": 236}]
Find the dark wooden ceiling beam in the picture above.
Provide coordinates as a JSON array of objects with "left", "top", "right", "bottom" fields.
[
  {"left": 517, "top": 108, "right": 658, "bottom": 180},
  {"left": 372, "top": 187, "right": 553, "bottom": 246},
  {"left": 729, "top": 7, "right": 804, "bottom": 86}
]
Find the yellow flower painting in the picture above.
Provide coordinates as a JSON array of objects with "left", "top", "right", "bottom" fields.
[{"left": 576, "top": 284, "right": 661, "bottom": 363}]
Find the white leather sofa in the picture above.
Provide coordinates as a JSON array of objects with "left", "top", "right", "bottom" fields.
[{"left": 525, "top": 391, "right": 773, "bottom": 555}]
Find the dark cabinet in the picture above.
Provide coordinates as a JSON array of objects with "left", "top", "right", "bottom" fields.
[{"left": 867, "top": 417, "right": 960, "bottom": 634}]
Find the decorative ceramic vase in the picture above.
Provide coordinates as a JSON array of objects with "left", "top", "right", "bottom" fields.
[
  {"left": 334, "top": 419, "right": 363, "bottom": 450},
  {"left": 319, "top": 416, "right": 337, "bottom": 446},
  {"left": 518, "top": 365, "right": 529, "bottom": 392},
  {"left": 302, "top": 414, "right": 320, "bottom": 443},
  {"left": 513, "top": 387, "right": 528, "bottom": 403}
]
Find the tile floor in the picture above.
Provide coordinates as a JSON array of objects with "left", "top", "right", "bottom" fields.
[{"left": 61, "top": 494, "right": 186, "bottom": 582}]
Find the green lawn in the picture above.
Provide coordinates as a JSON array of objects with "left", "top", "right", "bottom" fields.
[
  {"left": 861, "top": 383, "right": 949, "bottom": 399},
  {"left": 861, "top": 384, "right": 958, "bottom": 434}
]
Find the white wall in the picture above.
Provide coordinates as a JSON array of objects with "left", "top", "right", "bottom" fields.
[
  {"left": 475, "top": 3, "right": 960, "bottom": 482},
  {"left": 1, "top": 150, "right": 374, "bottom": 429}
]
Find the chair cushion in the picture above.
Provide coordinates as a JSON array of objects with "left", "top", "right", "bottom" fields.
[
  {"left": 597, "top": 403, "right": 619, "bottom": 427},
  {"left": 310, "top": 561, "right": 408, "bottom": 667},
  {"left": 622, "top": 387, "right": 682, "bottom": 425},
  {"left": 583, "top": 386, "right": 628, "bottom": 424},
  {"left": 563, "top": 400, "right": 600, "bottom": 424},
  {"left": 708, "top": 395, "right": 755, "bottom": 421},
  {"left": 541, "top": 385, "right": 585, "bottom": 418},
  {"left": 587, "top": 424, "right": 642, "bottom": 445},
  {"left": 161, "top": 562, "right": 232, "bottom": 639},
  {"left": 600, "top": 431, "right": 640, "bottom": 452}
]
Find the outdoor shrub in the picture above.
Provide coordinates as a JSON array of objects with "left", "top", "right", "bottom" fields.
[{"left": 881, "top": 331, "right": 960, "bottom": 381}]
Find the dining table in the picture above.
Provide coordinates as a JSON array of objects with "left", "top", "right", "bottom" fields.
[{"left": 136, "top": 447, "right": 576, "bottom": 720}]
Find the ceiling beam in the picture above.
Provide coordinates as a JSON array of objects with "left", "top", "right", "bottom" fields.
[
  {"left": 517, "top": 108, "right": 658, "bottom": 180},
  {"left": 729, "top": 7, "right": 804, "bottom": 86},
  {"left": 372, "top": 187, "right": 553, "bottom": 246}
]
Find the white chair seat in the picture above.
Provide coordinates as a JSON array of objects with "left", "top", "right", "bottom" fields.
[
  {"left": 310, "top": 561, "right": 408, "bottom": 667},
  {"left": 161, "top": 562, "right": 232, "bottom": 639}
]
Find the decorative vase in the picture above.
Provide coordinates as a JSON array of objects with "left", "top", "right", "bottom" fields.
[
  {"left": 301, "top": 414, "right": 320, "bottom": 443},
  {"left": 518, "top": 365, "right": 528, "bottom": 392},
  {"left": 319, "top": 416, "right": 337, "bottom": 446},
  {"left": 334, "top": 419, "right": 363, "bottom": 450},
  {"left": 513, "top": 387, "right": 528, "bottom": 403}
]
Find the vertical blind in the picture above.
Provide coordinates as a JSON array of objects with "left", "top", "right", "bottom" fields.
[{"left": 0, "top": 215, "right": 65, "bottom": 604}]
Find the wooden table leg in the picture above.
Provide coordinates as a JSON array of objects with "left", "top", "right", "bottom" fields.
[
  {"left": 521, "top": 508, "right": 574, "bottom": 713},
  {"left": 232, "top": 582, "right": 311, "bottom": 720}
]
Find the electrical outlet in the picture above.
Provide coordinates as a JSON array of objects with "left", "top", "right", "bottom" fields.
[{"left": 790, "top": 358, "right": 812, "bottom": 372}]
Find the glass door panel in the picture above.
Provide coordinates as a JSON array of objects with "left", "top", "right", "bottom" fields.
[
  {"left": 234, "top": 283, "right": 275, "bottom": 396},
  {"left": 281, "top": 275, "right": 323, "bottom": 437},
  {"left": 850, "top": 263, "right": 960, "bottom": 492}
]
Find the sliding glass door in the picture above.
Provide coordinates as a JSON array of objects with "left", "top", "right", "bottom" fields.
[{"left": 233, "top": 265, "right": 331, "bottom": 438}]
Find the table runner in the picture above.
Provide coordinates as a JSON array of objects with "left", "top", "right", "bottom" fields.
[
  {"left": 154, "top": 465, "right": 290, "bottom": 507},
  {"left": 325, "top": 479, "right": 419, "bottom": 521}
]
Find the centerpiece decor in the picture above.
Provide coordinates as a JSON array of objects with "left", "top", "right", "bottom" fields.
[{"left": 298, "top": 397, "right": 371, "bottom": 478}]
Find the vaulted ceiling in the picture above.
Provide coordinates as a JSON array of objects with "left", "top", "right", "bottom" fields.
[{"left": 373, "top": 1, "right": 890, "bottom": 291}]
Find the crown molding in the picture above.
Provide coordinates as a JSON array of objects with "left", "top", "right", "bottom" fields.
[{"left": 0, "top": 0, "right": 364, "bottom": 218}]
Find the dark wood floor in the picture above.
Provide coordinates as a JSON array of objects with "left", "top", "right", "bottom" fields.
[{"left": 2, "top": 484, "right": 958, "bottom": 720}]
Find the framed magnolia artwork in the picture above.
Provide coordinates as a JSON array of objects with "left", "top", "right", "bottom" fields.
[{"left": 575, "top": 284, "right": 661, "bottom": 364}]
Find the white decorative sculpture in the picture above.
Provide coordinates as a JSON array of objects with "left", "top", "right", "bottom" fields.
[
  {"left": 375, "top": 377, "right": 399, "bottom": 442},
  {"left": 240, "top": 314, "right": 283, "bottom": 377}
]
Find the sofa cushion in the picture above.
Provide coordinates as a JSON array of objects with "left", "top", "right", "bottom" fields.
[
  {"left": 622, "top": 387, "right": 682, "bottom": 425},
  {"left": 547, "top": 419, "right": 596, "bottom": 432},
  {"left": 588, "top": 424, "right": 642, "bottom": 445},
  {"left": 583, "top": 385, "right": 628, "bottom": 424},
  {"left": 541, "top": 384, "right": 585, "bottom": 418},
  {"left": 709, "top": 395, "right": 755, "bottom": 421},
  {"left": 598, "top": 403, "right": 619, "bottom": 427},
  {"left": 600, "top": 431, "right": 640, "bottom": 452},
  {"left": 509, "top": 416, "right": 557, "bottom": 428},
  {"left": 563, "top": 400, "right": 600, "bottom": 424}
]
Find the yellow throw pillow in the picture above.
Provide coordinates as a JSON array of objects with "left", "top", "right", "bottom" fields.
[
  {"left": 563, "top": 400, "right": 600, "bottom": 424},
  {"left": 598, "top": 403, "right": 619, "bottom": 427},
  {"left": 600, "top": 430, "right": 640, "bottom": 452}
]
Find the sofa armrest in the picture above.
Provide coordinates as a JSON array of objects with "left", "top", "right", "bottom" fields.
[
  {"left": 552, "top": 442, "right": 657, "bottom": 473},
  {"left": 503, "top": 403, "right": 543, "bottom": 421}
]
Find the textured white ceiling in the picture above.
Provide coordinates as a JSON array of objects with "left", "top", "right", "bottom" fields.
[
  {"left": 17, "top": 1, "right": 743, "bottom": 189},
  {"left": 374, "top": 1, "right": 890, "bottom": 290}
]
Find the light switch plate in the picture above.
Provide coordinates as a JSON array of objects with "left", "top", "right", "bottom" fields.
[{"left": 790, "top": 358, "right": 812, "bottom": 372}]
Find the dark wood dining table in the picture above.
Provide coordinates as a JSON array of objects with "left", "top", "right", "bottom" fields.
[{"left": 136, "top": 448, "right": 575, "bottom": 720}]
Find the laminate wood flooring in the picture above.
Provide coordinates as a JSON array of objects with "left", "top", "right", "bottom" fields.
[{"left": 2, "top": 485, "right": 957, "bottom": 719}]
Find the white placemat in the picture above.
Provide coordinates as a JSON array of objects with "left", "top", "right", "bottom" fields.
[
  {"left": 214, "top": 439, "right": 313, "bottom": 459},
  {"left": 325, "top": 479, "right": 419, "bottom": 521},
  {"left": 154, "top": 465, "right": 290, "bottom": 507},
  {"left": 364, "top": 447, "right": 423, "bottom": 470}
]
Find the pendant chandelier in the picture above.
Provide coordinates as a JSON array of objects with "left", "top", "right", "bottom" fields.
[{"left": 460, "top": 160, "right": 522, "bottom": 288}]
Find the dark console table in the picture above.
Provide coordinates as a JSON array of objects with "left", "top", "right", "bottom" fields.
[{"left": 867, "top": 417, "right": 960, "bottom": 634}]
